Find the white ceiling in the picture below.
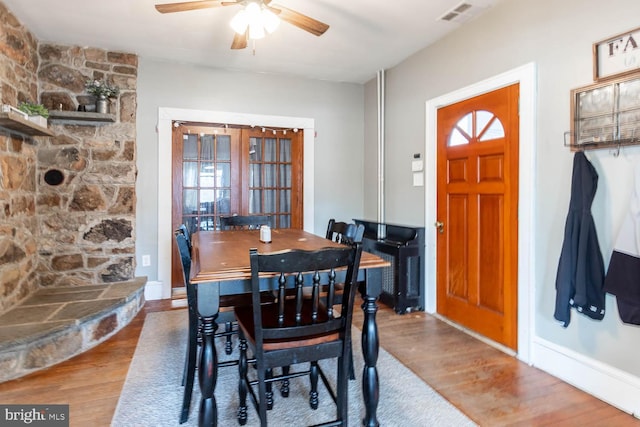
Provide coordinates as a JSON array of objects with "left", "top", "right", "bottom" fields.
[{"left": 4, "top": 0, "right": 501, "bottom": 84}]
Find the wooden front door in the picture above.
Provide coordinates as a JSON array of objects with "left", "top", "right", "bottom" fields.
[{"left": 436, "top": 84, "right": 519, "bottom": 350}]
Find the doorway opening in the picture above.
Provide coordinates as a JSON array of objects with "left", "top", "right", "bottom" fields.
[
  {"left": 425, "top": 63, "right": 536, "bottom": 363},
  {"left": 156, "top": 108, "right": 315, "bottom": 299}
]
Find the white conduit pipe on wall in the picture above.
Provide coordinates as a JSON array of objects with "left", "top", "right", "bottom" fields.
[{"left": 377, "top": 69, "right": 386, "bottom": 240}]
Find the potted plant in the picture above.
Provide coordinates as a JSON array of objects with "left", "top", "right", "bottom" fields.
[
  {"left": 85, "top": 79, "right": 120, "bottom": 114},
  {"left": 18, "top": 102, "right": 49, "bottom": 128}
]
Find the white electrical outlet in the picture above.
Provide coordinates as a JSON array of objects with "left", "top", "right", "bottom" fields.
[{"left": 142, "top": 254, "right": 151, "bottom": 267}]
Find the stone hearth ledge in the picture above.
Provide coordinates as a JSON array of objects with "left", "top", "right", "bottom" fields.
[{"left": 0, "top": 277, "right": 146, "bottom": 383}]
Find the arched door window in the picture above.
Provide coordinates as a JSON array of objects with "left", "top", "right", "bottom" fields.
[{"left": 448, "top": 110, "right": 505, "bottom": 146}]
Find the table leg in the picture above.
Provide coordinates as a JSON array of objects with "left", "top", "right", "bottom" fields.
[
  {"left": 198, "top": 315, "right": 218, "bottom": 427},
  {"left": 361, "top": 294, "right": 379, "bottom": 427},
  {"left": 197, "top": 283, "right": 221, "bottom": 427}
]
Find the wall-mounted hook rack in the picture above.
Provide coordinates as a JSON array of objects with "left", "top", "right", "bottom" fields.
[{"left": 567, "top": 73, "right": 640, "bottom": 153}]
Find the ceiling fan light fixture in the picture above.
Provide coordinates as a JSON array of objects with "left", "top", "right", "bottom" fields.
[
  {"left": 230, "top": 1, "right": 280, "bottom": 40},
  {"left": 262, "top": 8, "right": 280, "bottom": 34},
  {"left": 230, "top": 9, "right": 248, "bottom": 34},
  {"left": 249, "top": 23, "right": 265, "bottom": 40}
]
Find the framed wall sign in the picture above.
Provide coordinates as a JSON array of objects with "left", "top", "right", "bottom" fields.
[{"left": 593, "top": 27, "right": 640, "bottom": 81}]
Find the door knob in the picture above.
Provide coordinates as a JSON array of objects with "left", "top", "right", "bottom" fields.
[{"left": 434, "top": 221, "right": 444, "bottom": 234}]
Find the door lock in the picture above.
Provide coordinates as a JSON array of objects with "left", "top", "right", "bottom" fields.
[{"left": 434, "top": 221, "right": 444, "bottom": 234}]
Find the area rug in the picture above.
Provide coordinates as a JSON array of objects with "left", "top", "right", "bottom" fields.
[{"left": 112, "top": 309, "right": 476, "bottom": 426}]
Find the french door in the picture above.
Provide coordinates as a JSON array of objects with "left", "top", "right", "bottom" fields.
[{"left": 171, "top": 123, "right": 303, "bottom": 288}]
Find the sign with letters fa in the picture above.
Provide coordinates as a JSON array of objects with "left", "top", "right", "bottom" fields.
[{"left": 594, "top": 27, "right": 640, "bottom": 81}]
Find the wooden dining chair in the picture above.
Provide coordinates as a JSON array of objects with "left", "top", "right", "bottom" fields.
[
  {"left": 219, "top": 214, "right": 272, "bottom": 230},
  {"left": 234, "top": 244, "right": 363, "bottom": 427},
  {"left": 325, "top": 218, "right": 364, "bottom": 245},
  {"left": 175, "top": 226, "right": 262, "bottom": 424},
  {"left": 326, "top": 219, "right": 365, "bottom": 377}
]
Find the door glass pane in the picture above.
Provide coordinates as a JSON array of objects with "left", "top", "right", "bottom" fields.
[
  {"left": 199, "top": 215, "right": 215, "bottom": 231},
  {"left": 250, "top": 164, "right": 262, "bottom": 186},
  {"left": 264, "top": 164, "right": 277, "bottom": 187},
  {"left": 200, "top": 163, "right": 215, "bottom": 187},
  {"left": 264, "top": 190, "right": 276, "bottom": 213},
  {"left": 183, "top": 162, "right": 198, "bottom": 187},
  {"left": 201, "top": 135, "right": 214, "bottom": 160},
  {"left": 183, "top": 189, "right": 197, "bottom": 214},
  {"left": 183, "top": 134, "right": 198, "bottom": 159},
  {"left": 479, "top": 119, "right": 505, "bottom": 141},
  {"left": 217, "top": 163, "right": 230, "bottom": 187},
  {"left": 279, "top": 164, "right": 291, "bottom": 187},
  {"left": 216, "top": 135, "right": 231, "bottom": 160},
  {"left": 217, "top": 190, "right": 231, "bottom": 214},
  {"left": 476, "top": 111, "right": 493, "bottom": 135},
  {"left": 279, "top": 215, "right": 290, "bottom": 228},
  {"left": 249, "top": 190, "right": 262, "bottom": 213},
  {"left": 200, "top": 190, "right": 215, "bottom": 213},
  {"left": 280, "top": 139, "right": 291, "bottom": 161},
  {"left": 264, "top": 138, "right": 276, "bottom": 161},
  {"left": 250, "top": 137, "right": 262, "bottom": 160},
  {"left": 280, "top": 189, "right": 290, "bottom": 211},
  {"left": 449, "top": 128, "right": 469, "bottom": 146},
  {"left": 477, "top": 110, "right": 505, "bottom": 142}
]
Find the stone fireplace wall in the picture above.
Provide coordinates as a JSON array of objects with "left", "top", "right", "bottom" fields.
[
  {"left": 36, "top": 45, "right": 138, "bottom": 287},
  {"left": 0, "top": 2, "right": 41, "bottom": 312},
  {"left": 0, "top": 1, "right": 138, "bottom": 313}
]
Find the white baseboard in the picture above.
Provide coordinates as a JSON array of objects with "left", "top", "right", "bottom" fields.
[
  {"left": 144, "top": 280, "right": 164, "bottom": 301},
  {"left": 533, "top": 337, "right": 640, "bottom": 417}
]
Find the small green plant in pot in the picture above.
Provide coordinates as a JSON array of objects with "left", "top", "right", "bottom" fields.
[
  {"left": 19, "top": 102, "right": 49, "bottom": 118},
  {"left": 18, "top": 102, "right": 49, "bottom": 128}
]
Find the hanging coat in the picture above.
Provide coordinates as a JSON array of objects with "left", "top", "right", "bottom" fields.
[
  {"left": 553, "top": 151, "right": 606, "bottom": 327},
  {"left": 603, "top": 164, "right": 640, "bottom": 324}
]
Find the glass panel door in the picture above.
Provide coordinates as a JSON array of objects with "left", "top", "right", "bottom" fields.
[
  {"left": 175, "top": 125, "right": 241, "bottom": 235},
  {"left": 247, "top": 133, "right": 294, "bottom": 228}
]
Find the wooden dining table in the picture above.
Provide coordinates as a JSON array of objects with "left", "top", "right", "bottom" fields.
[{"left": 189, "top": 228, "right": 390, "bottom": 427}]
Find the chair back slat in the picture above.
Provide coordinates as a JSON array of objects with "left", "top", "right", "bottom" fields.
[
  {"left": 326, "top": 218, "right": 364, "bottom": 245},
  {"left": 175, "top": 227, "right": 192, "bottom": 283},
  {"left": 249, "top": 245, "right": 363, "bottom": 348},
  {"left": 220, "top": 214, "right": 272, "bottom": 230}
]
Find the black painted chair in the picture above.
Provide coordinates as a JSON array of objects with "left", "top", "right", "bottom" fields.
[
  {"left": 325, "top": 218, "right": 364, "bottom": 245},
  {"left": 325, "top": 219, "right": 364, "bottom": 380},
  {"left": 175, "top": 226, "right": 261, "bottom": 424},
  {"left": 220, "top": 214, "right": 272, "bottom": 230},
  {"left": 235, "top": 244, "right": 363, "bottom": 426}
]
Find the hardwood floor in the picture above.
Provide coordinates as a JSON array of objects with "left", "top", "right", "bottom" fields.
[{"left": 1, "top": 298, "right": 637, "bottom": 426}]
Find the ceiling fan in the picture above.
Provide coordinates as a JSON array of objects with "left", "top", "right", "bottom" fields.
[{"left": 154, "top": 0, "right": 330, "bottom": 50}]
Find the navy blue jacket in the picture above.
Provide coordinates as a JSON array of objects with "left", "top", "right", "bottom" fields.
[{"left": 553, "top": 152, "right": 606, "bottom": 327}]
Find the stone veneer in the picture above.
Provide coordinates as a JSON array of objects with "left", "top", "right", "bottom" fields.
[
  {"left": 0, "top": 0, "right": 138, "bottom": 314},
  {"left": 36, "top": 44, "right": 138, "bottom": 289},
  {"left": 0, "top": 1, "right": 43, "bottom": 313}
]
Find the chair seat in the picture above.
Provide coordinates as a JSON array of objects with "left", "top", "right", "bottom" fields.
[{"left": 235, "top": 301, "right": 340, "bottom": 351}]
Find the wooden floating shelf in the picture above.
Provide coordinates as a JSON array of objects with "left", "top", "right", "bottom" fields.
[
  {"left": 0, "top": 111, "right": 54, "bottom": 136},
  {"left": 48, "top": 111, "right": 116, "bottom": 124}
]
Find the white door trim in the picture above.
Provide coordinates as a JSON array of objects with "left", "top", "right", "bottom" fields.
[
  {"left": 156, "top": 107, "right": 315, "bottom": 299},
  {"left": 425, "top": 62, "right": 537, "bottom": 363}
]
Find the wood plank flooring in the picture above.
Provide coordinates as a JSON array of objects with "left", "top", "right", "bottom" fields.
[{"left": 0, "top": 299, "right": 637, "bottom": 426}]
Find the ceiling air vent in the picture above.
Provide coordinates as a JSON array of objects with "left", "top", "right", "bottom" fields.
[{"left": 439, "top": 2, "right": 486, "bottom": 23}]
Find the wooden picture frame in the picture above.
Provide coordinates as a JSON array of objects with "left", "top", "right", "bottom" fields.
[
  {"left": 570, "top": 73, "right": 640, "bottom": 150},
  {"left": 593, "top": 27, "right": 640, "bottom": 82}
]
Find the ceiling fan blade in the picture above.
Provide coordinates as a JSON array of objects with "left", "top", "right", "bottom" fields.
[
  {"left": 155, "top": 1, "right": 230, "bottom": 14},
  {"left": 269, "top": 5, "right": 329, "bottom": 37},
  {"left": 231, "top": 31, "right": 248, "bottom": 50}
]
